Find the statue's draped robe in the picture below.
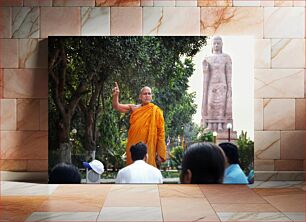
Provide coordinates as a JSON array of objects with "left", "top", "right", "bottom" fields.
[{"left": 126, "top": 103, "right": 166, "bottom": 167}]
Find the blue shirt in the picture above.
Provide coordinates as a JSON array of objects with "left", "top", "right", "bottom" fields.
[{"left": 223, "top": 164, "right": 249, "bottom": 184}]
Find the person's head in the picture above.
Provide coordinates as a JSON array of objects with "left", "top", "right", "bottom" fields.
[
  {"left": 139, "top": 86, "right": 152, "bottom": 105},
  {"left": 219, "top": 142, "right": 240, "bottom": 166},
  {"left": 212, "top": 36, "right": 223, "bottom": 54},
  {"left": 130, "top": 142, "right": 148, "bottom": 162},
  {"left": 49, "top": 163, "right": 81, "bottom": 184},
  {"left": 180, "top": 142, "right": 225, "bottom": 184}
]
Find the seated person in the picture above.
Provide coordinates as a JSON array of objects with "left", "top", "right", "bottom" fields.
[
  {"left": 180, "top": 142, "right": 225, "bottom": 184},
  {"left": 219, "top": 142, "right": 249, "bottom": 184},
  {"left": 49, "top": 163, "right": 81, "bottom": 184},
  {"left": 115, "top": 142, "right": 163, "bottom": 183}
]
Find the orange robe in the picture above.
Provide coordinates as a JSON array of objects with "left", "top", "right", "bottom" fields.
[{"left": 126, "top": 103, "right": 166, "bottom": 167}]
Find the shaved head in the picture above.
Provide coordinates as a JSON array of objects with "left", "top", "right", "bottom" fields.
[{"left": 139, "top": 86, "right": 152, "bottom": 95}]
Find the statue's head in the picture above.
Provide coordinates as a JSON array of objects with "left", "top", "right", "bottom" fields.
[{"left": 212, "top": 36, "right": 223, "bottom": 54}]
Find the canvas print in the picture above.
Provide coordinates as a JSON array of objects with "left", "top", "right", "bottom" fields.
[{"left": 48, "top": 36, "right": 254, "bottom": 184}]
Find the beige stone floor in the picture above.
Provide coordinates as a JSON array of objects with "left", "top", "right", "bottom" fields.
[{"left": 0, "top": 181, "right": 305, "bottom": 221}]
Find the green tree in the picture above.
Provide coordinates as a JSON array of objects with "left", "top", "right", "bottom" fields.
[{"left": 48, "top": 36, "right": 208, "bottom": 168}]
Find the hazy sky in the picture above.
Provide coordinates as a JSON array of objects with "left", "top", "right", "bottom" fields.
[{"left": 188, "top": 36, "right": 254, "bottom": 140}]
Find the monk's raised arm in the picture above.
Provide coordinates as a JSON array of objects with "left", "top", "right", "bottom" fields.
[{"left": 112, "top": 82, "right": 134, "bottom": 113}]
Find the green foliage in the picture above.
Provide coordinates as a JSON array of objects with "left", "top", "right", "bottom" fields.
[
  {"left": 169, "top": 146, "right": 184, "bottom": 170},
  {"left": 237, "top": 131, "right": 254, "bottom": 175},
  {"left": 48, "top": 36, "right": 208, "bottom": 169},
  {"left": 197, "top": 129, "right": 213, "bottom": 142}
]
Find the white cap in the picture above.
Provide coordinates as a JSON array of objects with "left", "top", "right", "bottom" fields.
[{"left": 83, "top": 160, "right": 104, "bottom": 175}]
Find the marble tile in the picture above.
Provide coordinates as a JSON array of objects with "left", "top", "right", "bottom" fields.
[
  {"left": 141, "top": 0, "right": 153, "bottom": 6},
  {"left": 176, "top": 0, "right": 197, "bottom": 6},
  {"left": 23, "top": 0, "right": 52, "bottom": 6},
  {"left": 260, "top": 0, "right": 274, "bottom": 6},
  {"left": 17, "top": 99, "right": 40, "bottom": 130},
  {"left": 0, "top": 7, "right": 11, "bottom": 38},
  {"left": 1, "top": 181, "right": 58, "bottom": 195},
  {"left": 280, "top": 131, "right": 304, "bottom": 159},
  {"left": 258, "top": 189, "right": 305, "bottom": 212},
  {"left": 275, "top": 160, "right": 304, "bottom": 171},
  {"left": 161, "top": 197, "right": 219, "bottom": 221},
  {"left": 96, "top": 0, "right": 140, "bottom": 6},
  {"left": 51, "top": 184, "right": 111, "bottom": 198},
  {"left": 304, "top": 69, "right": 306, "bottom": 98},
  {"left": 26, "top": 212, "right": 99, "bottom": 222},
  {"left": 200, "top": 7, "right": 263, "bottom": 37},
  {"left": 283, "top": 212, "right": 305, "bottom": 221},
  {"left": 39, "top": 99, "right": 48, "bottom": 130},
  {"left": 81, "top": 7, "right": 110, "bottom": 36},
  {"left": 254, "top": 99, "right": 263, "bottom": 130},
  {"left": 295, "top": 99, "right": 305, "bottom": 130},
  {"left": 198, "top": 0, "right": 232, "bottom": 6},
  {"left": 233, "top": 0, "right": 260, "bottom": 6},
  {"left": 38, "top": 196, "right": 105, "bottom": 212},
  {"left": 271, "top": 39, "right": 305, "bottom": 68},
  {"left": 199, "top": 185, "right": 266, "bottom": 204},
  {"left": 12, "top": 7, "right": 39, "bottom": 38},
  {"left": 254, "top": 187, "right": 304, "bottom": 196},
  {"left": 264, "top": 7, "right": 305, "bottom": 38},
  {"left": 153, "top": 0, "right": 175, "bottom": 6},
  {"left": 263, "top": 99, "right": 295, "bottom": 130},
  {"left": 27, "top": 159, "right": 48, "bottom": 171},
  {"left": 255, "top": 171, "right": 304, "bottom": 181},
  {"left": 0, "top": 99, "right": 17, "bottom": 130},
  {"left": 0, "top": 39, "right": 18, "bottom": 68},
  {"left": 274, "top": 0, "right": 293, "bottom": 6},
  {"left": 212, "top": 203, "right": 278, "bottom": 212},
  {"left": 19, "top": 39, "right": 48, "bottom": 68},
  {"left": 3, "top": 69, "right": 48, "bottom": 98},
  {"left": 0, "top": 159, "right": 27, "bottom": 171},
  {"left": 0, "top": 131, "right": 48, "bottom": 159},
  {"left": 40, "top": 7, "right": 80, "bottom": 38},
  {"left": 53, "top": 0, "right": 95, "bottom": 6},
  {"left": 159, "top": 184, "right": 204, "bottom": 198},
  {"left": 98, "top": 207, "right": 162, "bottom": 221},
  {"left": 143, "top": 7, "right": 200, "bottom": 35},
  {"left": 0, "top": 69, "right": 2, "bottom": 98},
  {"left": 254, "top": 131, "right": 280, "bottom": 160},
  {"left": 254, "top": 39, "right": 271, "bottom": 68},
  {"left": 217, "top": 212, "right": 291, "bottom": 221},
  {"left": 103, "top": 185, "right": 160, "bottom": 207},
  {"left": 255, "top": 69, "right": 304, "bottom": 98},
  {"left": 254, "top": 159, "right": 274, "bottom": 171},
  {"left": 110, "top": 7, "right": 142, "bottom": 35},
  {"left": 250, "top": 181, "right": 304, "bottom": 188},
  {"left": 0, "top": 196, "right": 48, "bottom": 221},
  {"left": 0, "top": 0, "right": 22, "bottom": 6},
  {"left": 293, "top": 0, "right": 305, "bottom": 6}
]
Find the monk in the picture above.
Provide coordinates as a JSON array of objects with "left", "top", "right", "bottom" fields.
[{"left": 112, "top": 82, "right": 167, "bottom": 168}]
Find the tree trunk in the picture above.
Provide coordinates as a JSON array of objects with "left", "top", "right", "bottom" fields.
[
  {"left": 88, "top": 150, "right": 96, "bottom": 160},
  {"left": 59, "top": 142, "right": 72, "bottom": 163}
]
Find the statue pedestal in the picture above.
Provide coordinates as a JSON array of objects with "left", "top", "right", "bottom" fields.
[{"left": 216, "top": 130, "right": 238, "bottom": 143}]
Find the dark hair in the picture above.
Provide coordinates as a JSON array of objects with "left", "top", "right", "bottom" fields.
[
  {"left": 181, "top": 142, "right": 225, "bottom": 184},
  {"left": 49, "top": 163, "right": 81, "bottom": 184},
  {"left": 219, "top": 142, "right": 240, "bottom": 165},
  {"left": 130, "top": 142, "right": 147, "bottom": 161}
]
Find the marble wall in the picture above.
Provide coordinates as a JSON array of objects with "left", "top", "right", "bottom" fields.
[{"left": 0, "top": 0, "right": 305, "bottom": 181}]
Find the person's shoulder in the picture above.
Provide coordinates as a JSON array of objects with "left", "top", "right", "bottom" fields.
[
  {"left": 146, "top": 163, "right": 162, "bottom": 174},
  {"left": 130, "top": 104, "right": 141, "bottom": 112},
  {"left": 153, "top": 104, "right": 163, "bottom": 113},
  {"left": 222, "top": 53, "right": 232, "bottom": 60}
]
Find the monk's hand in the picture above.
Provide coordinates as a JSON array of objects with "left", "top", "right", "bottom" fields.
[
  {"left": 157, "top": 156, "right": 164, "bottom": 163},
  {"left": 112, "top": 82, "right": 120, "bottom": 96}
]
